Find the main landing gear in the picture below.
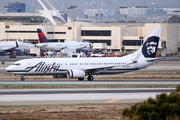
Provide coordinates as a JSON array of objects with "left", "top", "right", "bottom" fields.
[
  {"left": 21, "top": 77, "right": 25, "bottom": 81},
  {"left": 87, "top": 75, "right": 94, "bottom": 81},
  {"left": 78, "top": 75, "right": 94, "bottom": 81}
]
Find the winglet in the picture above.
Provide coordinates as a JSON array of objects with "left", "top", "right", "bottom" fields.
[
  {"left": 37, "top": 29, "right": 50, "bottom": 43},
  {"left": 127, "top": 53, "right": 141, "bottom": 65},
  {"left": 15, "top": 41, "right": 19, "bottom": 48}
]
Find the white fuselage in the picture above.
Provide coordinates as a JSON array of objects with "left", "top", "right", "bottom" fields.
[
  {"left": 16, "top": 43, "right": 36, "bottom": 51},
  {"left": 36, "top": 42, "right": 91, "bottom": 51},
  {"left": 6, "top": 55, "right": 157, "bottom": 76}
]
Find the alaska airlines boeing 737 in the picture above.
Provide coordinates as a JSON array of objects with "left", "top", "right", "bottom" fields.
[
  {"left": 6, "top": 27, "right": 162, "bottom": 81},
  {"left": 36, "top": 29, "right": 93, "bottom": 53}
]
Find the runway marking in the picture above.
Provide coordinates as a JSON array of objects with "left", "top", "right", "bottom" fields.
[{"left": 105, "top": 99, "right": 120, "bottom": 103}]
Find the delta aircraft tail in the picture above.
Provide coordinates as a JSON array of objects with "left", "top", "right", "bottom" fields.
[{"left": 37, "top": 29, "right": 50, "bottom": 43}]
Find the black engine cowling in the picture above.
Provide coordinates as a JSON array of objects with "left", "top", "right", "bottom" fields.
[{"left": 67, "top": 69, "right": 85, "bottom": 78}]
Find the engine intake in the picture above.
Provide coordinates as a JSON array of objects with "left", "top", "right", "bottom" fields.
[{"left": 67, "top": 69, "right": 85, "bottom": 78}]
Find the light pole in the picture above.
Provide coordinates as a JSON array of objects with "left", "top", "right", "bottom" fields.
[
  {"left": 4, "top": 5, "right": 11, "bottom": 41},
  {"left": 173, "top": 10, "right": 180, "bottom": 54},
  {"left": 68, "top": 6, "right": 77, "bottom": 41},
  {"left": 136, "top": 6, "right": 148, "bottom": 45}
]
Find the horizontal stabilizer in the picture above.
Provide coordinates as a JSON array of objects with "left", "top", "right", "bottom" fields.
[{"left": 146, "top": 57, "right": 168, "bottom": 62}]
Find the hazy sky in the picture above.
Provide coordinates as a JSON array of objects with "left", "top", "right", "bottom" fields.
[
  {"left": 0, "top": 0, "right": 180, "bottom": 12},
  {"left": 0, "top": 0, "right": 180, "bottom": 20}
]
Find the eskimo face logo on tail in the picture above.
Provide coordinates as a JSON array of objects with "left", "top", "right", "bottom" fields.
[
  {"left": 146, "top": 42, "right": 157, "bottom": 55},
  {"left": 142, "top": 36, "right": 159, "bottom": 58}
]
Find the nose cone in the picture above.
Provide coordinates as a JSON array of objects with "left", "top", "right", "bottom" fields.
[{"left": 6, "top": 66, "right": 12, "bottom": 72}]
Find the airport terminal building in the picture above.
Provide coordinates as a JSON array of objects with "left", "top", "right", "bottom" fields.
[
  {"left": 0, "top": 1, "right": 179, "bottom": 55},
  {"left": 0, "top": 21, "right": 178, "bottom": 54}
]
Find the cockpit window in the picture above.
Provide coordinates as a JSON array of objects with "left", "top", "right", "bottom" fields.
[{"left": 13, "top": 63, "right": 21, "bottom": 66}]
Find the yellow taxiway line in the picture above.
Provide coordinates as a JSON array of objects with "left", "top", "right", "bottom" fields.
[{"left": 105, "top": 99, "right": 120, "bottom": 103}]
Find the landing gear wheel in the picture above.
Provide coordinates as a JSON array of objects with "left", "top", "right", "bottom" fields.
[
  {"left": 88, "top": 76, "right": 94, "bottom": 81},
  {"left": 78, "top": 78, "right": 84, "bottom": 81},
  {"left": 21, "top": 77, "right": 25, "bottom": 81}
]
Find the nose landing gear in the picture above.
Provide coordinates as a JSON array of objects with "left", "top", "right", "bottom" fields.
[
  {"left": 16, "top": 75, "right": 25, "bottom": 81},
  {"left": 21, "top": 77, "right": 25, "bottom": 81}
]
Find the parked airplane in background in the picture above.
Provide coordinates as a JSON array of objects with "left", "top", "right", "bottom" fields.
[
  {"left": 6, "top": 27, "right": 162, "bottom": 81},
  {"left": 36, "top": 29, "right": 93, "bottom": 53},
  {"left": 0, "top": 41, "right": 36, "bottom": 52},
  {"left": 0, "top": 41, "right": 19, "bottom": 52}
]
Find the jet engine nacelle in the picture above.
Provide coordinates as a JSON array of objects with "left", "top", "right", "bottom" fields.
[
  {"left": 67, "top": 69, "right": 85, "bottom": 78},
  {"left": 52, "top": 75, "right": 67, "bottom": 78}
]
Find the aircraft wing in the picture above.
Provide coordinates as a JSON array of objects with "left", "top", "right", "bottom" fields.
[
  {"left": 60, "top": 47, "right": 67, "bottom": 50},
  {"left": 3, "top": 47, "right": 17, "bottom": 51},
  {"left": 76, "top": 46, "right": 86, "bottom": 52},
  {"left": 84, "top": 65, "right": 117, "bottom": 71}
]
